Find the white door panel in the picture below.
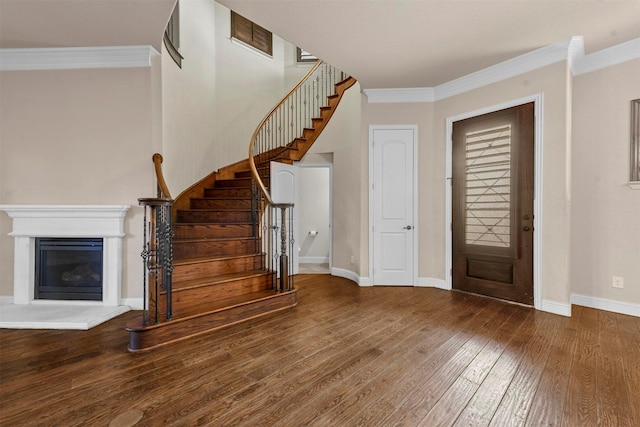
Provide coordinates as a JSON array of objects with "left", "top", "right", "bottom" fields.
[
  {"left": 371, "top": 127, "right": 416, "bottom": 286},
  {"left": 270, "top": 161, "right": 299, "bottom": 275}
]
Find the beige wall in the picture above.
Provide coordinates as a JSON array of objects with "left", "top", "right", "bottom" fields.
[
  {"left": 435, "top": 62, "right": 572, "bottom": 305},
  {"left": 305, "top": 83, "right": 363, "bottom": 273},
  {"left": 161, "top": 1, "right": 307, "bottom": 195},
  {"left": 571, "top": 59, "right": 640, "bottom": 305},
  {"left": 359, "top": 62, "right": 573, "bottom": 307},
  {"left": 0, "top": 66, "right": 159, "bottom": 299}
]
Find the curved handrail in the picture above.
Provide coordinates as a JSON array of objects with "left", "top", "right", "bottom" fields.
[
  {"left": 152, "top": 153, "right": 172, "bottom": 199},
  {"left": 248, "top": 60, "right": 323, "bottom": 205}
]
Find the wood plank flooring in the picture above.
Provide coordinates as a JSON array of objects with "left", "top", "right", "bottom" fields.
[{"left": 1, "top": 274, "right": 638, "bottom": 426}]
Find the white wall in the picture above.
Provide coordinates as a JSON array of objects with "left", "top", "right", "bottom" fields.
[
  {"left": 298, "top": 166, "right": 331, "bottom": 263},
  {"left": 161, "top": 0, "right": 308, "bottom": 196}
]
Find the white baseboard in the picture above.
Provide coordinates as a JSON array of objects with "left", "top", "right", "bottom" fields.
[
  {"left": 331, "top": 267, "right": 371, "bottom": 286},
  {"left": 0, "top": 296, "right": 14, "bottom": 304},
  {"left": 571, "top": 293, "right": 640, "bottom": 317},
  {"left": 299, "top": 256, "right": 330, "bottom": 264},
  {"left": 417, "top": 277, "right": 449, "bottom": 290},
  {"left": 121, "top": 298, "right": 144, "bottom": 310},
  {"left": 541, "top": 299, "right": 572, "bottom": 317}
]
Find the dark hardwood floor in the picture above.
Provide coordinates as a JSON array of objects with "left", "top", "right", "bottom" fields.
[{"left": 1, "top": 275, "right": 638, "bottom": 426}]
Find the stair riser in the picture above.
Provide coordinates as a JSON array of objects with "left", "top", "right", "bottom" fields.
[
  {"left": 173, "top": 255, "right": 264, "bottom": 281},
  {"left": 177, "top": 210, "right": 252, "bottom": 223},
  {"left": 127, "top": 290, "right": 297, "bottom": 351},
  {"left": 173, "top": 238, "right": 260, "bottom": 259},
  {"left": 190, "top": 198, "right": 252, "bottom": 209},
  {"left": 215, "top": 179, "right": 252, "bottom": 188},
  {"left": 159, "top": 275, "right": 274, "bottom": 314},
  {"left": 173, "top": 224, "right": 254, "bottom": 239},
  {"left": 204, "top": 188, "right": 252, "bottom": 198}
]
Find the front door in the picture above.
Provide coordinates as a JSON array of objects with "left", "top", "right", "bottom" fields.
[
  {"left": 452, "top": 103, "right": 534, "bottom": 304},
  {"left": 371, "top": 127, "right": 416, "bottom": 286}
]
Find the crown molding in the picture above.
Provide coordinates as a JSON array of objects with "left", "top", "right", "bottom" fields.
[
  {"left": 364, "top": 87, "right": 435, "bottom": 103},
  {"left": 364, "top": 36, "right": 640, "bottom": 103},
  {"left": 0, "top": 45, "right": 160, "bottom": 71},
  {"left": 434, "top": 37, "right": 581, "bottom": 101},
  {"left": 572, "top": 37, "right": 640, "bottom": 75}
]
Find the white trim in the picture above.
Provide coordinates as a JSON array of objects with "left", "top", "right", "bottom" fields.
[
  {"left": 445, "top": 94, "right": 544, "bottom": 310},
  {"left": 368, "top": 125, "right": 419, "bottom": 287},
  {"left": 0, "top": 296, "right": 14, "bottom": 304},
  {"left": 572, "top": 38, "right": 640, "bottom": 76},
  {"left": 0, "top": 45, "right": 160, "bottom": 71},
  {"left": 364, "top": 37, "right": 640, "bottom": 104},
  {"left": 571, "top": 294, "right": 640, "bottom": 317},
  {"left": 417, "top": 277, "right": 449, "bottom": 290},
  {"left": 121, "top": 298, "right": 144, "bottom": 310},
  {"left": 331, "top": 267, "right": 370, "bottom": 286},
  {"left": 299, "top": 256, "right": 330, "bottom": 264},
  {"left": 628, "top": 181, "right": 640, "bottom": 190},
  {"left": 435, "top": 38, "right": 579, "bottom": 101},
  {"left": 0, "top": 205, "right": 130, "bottom": 307},
  {"left": 541, "top": 299, "right": 572, "bottom": 317},
  {"left": 364, "top": 87, "right": 435, "bottom": 103}
]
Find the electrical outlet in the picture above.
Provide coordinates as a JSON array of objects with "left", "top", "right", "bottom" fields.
[
  {"left": 350, "top": 255, "right": 355, "bottom": 264},
  {"left": 612, "top": 276, "right": 624, "bottom": 289}
]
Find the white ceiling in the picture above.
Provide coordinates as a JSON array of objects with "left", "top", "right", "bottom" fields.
[
  {"left": 1, "top": 0, "right": 638, "bottom": 89},
  {"left": 217, "top": 0, "right": 640, "bottom": 88}
]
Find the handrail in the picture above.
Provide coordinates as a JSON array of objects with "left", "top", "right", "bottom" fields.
[
  {"left": 152, "top": 153, "right": 172, "bottom": 199},
  {"left": 248, "top": 60, "right": 323, "bottom": 205}
]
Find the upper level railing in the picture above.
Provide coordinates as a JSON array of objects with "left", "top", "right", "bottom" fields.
[
  {"left": 248, "top": 61, "right": 351, "bottom": 291},
  {"left": 139, "top": 153, "right": 174, "bottom": 325}
]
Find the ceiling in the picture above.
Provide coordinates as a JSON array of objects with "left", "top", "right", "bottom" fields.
[
  {"left": 0, "top": 1, "right": 638, "bottom": 89},
  {"left": 217, "top": 0, "right": 640, "bottom": 88}
]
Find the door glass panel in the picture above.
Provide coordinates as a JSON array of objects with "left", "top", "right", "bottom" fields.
[{"left": 464, "top": 124, "right": 511, "bottom": 247}]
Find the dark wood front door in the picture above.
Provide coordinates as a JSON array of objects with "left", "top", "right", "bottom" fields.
[{"left": 452, "top": 102, "right": 534, "bottom": 305}]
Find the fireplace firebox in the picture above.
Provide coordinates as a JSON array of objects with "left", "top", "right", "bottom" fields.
[{"left": 35, "top": 238, "right": 104, "bottom": 301}]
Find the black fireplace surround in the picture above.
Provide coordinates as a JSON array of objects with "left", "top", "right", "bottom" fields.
[{"left": 35, "top": 238, "right": 103, "bottom": 301}]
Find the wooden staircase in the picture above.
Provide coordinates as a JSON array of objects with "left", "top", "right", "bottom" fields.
[{"left": 126, "top": 73, "right": 357, "bottom": 351}]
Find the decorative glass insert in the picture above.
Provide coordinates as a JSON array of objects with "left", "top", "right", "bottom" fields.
[{"left": 464, "top": 124, "right": 512, "bottom": 247}]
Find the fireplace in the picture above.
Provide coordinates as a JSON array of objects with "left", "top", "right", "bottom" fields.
[
  {"left": 35, "top": 238, "right": 104, "bottom": 301},
  {"left": 0, "top": 205, "right": 129, "bottom": 306}
]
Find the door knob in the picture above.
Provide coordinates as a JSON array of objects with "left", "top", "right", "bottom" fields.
[
  {"left": 403, "top": 225, "right": 413, "bottom": 230},
  {"left": 522, "top": 226, "right": 531, "bottom": 232}
]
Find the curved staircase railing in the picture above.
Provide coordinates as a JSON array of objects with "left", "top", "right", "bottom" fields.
[{"left": 248, "top": 61, "right": 354, "bottom": 291}]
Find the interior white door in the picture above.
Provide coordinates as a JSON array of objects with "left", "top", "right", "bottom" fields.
[
  {"left": 270, "top": 161, "right": 299, "bottom": 275},
  {"left": 371, "top": 127, "right": 416, "bottom": 286}
]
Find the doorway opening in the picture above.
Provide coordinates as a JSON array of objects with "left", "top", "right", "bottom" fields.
[{"left": 297, "top": 164, "right": 332, "bottom": 275}]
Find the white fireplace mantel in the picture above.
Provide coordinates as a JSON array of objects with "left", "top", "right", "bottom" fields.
[{"left": 0, "top": 205, "right": 130, "bottom": 306}]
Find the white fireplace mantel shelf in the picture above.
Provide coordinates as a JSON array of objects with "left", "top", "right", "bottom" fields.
[{"left": 0, "top": 204, "right": 130, "bottom": 309}]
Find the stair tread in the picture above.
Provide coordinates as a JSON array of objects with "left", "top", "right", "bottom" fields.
[
  {"left": 178, "top": 208, "right": 252, "bottom": 212},
  {"left": 127, "top": 289, "right": 292, "bottom": 330},
  {"left": 192, "top": 196, "right": 252, "bottom": 200},
  {"left": 173, "top": 236, "right": 257, "bottom": 243},
  {"left": 172, "top": 269, "right": 271, "bottom": 290},
  {"left": 174, "top": 289, "right": 291, "bottom": 320},
  {"left": 174, "top": 253, "right": 262, "bottom": 266}
]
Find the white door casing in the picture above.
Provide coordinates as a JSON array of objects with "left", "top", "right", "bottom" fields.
[{"left": 370, "top": 126, "right": 417, "bottom": 286}]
